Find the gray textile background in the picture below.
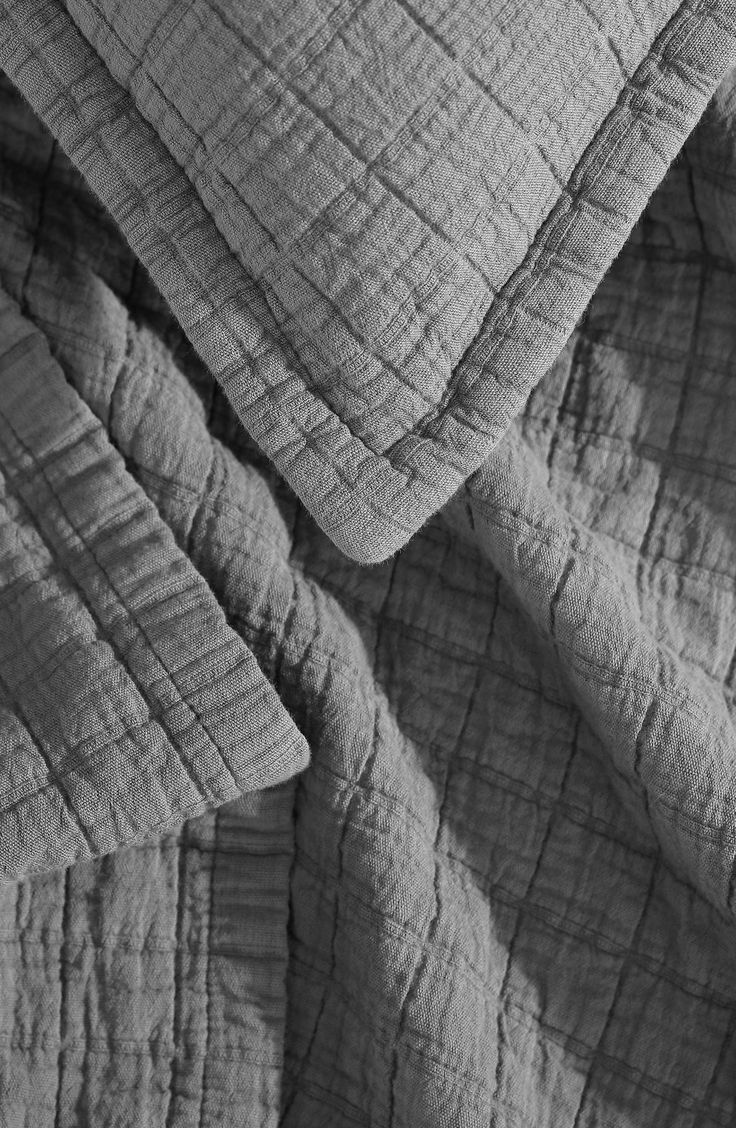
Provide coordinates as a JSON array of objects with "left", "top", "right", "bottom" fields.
[{"left": 1, "top": 1, "right": 736, "bottom": 1126}]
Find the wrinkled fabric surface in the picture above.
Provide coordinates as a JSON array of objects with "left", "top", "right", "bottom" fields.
[
  {"left": 2, "top": 0, "right": 734, "bottom": 559},
  {"left": 1, "top": 1, "right": 736, "bottom": 1127}
]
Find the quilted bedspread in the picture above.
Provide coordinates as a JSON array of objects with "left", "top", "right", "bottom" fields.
[{"left": 1, "top": 0, "right": 736, "bottom": 1124}]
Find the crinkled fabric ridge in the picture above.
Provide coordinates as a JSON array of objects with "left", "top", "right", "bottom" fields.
[{"left": 0, "top": 288, "right": 308, "bottom": 881}]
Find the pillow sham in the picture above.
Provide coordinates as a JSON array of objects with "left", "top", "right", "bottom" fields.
[{"left": 1, "top": 0, "right": 734, "bottom": 561}]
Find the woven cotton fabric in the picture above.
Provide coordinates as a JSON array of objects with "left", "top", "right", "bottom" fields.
[
  {"left": 1, "top": 1, "right": 736, "bottom": 1126},
  {"left": 2, "top": 0, "right": 735, "bottom": 559}
]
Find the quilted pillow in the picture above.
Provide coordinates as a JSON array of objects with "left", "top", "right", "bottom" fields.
[{"left": 2, "top": 0, "right": 734, "bottom": 561}]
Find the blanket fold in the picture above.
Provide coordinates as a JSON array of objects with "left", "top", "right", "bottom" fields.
[{"left": 0, "top": 288, "right": 308, "bottom": 880}]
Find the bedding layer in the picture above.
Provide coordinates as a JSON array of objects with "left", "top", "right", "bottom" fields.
[
  {"left": 2, "top": 0, "right": 735, "bottom": 559},
  {"left": 1, "top": 1, "right": 736, "bottom": 1125}
]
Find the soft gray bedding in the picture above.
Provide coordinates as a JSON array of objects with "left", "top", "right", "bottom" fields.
[{"left": 0, "top": 1, "right": 736, "bottom": 1124}]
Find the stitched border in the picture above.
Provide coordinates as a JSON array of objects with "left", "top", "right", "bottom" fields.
[
  {"left": 0, "top": 298, "right": 307, "bottom": 875},
  {"left": 62, "top": 0, "right": 705, "bottom": 442},
  {"left": 62, "top": 0, "right": 685, "bottom": 431},
  {"left": 1, "top": 0, "right": 733, "bottom": 564}
]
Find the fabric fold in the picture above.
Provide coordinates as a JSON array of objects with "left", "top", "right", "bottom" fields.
[
  {"left": 0, "top": 289, "right": 308, "bottom": 881},
  {"left": 2, "top": 71, "right": 736, "bottom": 1123},
  {"left": 445, "top": 438, "right": 736, "bottom": 919},
  {"left": 3, "top": 6, "right": 736, "bottom": 1123}
]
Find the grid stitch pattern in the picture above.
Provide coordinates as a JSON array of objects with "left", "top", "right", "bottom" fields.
[
  {"left": 1, "top": 0, "right": 734, "bottom": 560},
  {"left": 2, "top": 71, "right": 736, "bottom": 1125}
]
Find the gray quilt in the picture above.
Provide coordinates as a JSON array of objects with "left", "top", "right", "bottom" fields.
[{"left": 0, "top": 0, "right": 736, "bottom": 1124}]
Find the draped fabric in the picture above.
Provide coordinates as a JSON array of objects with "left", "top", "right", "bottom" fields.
[{"left": 0, "top": 1, "right": 736, "bottom": 1124}]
